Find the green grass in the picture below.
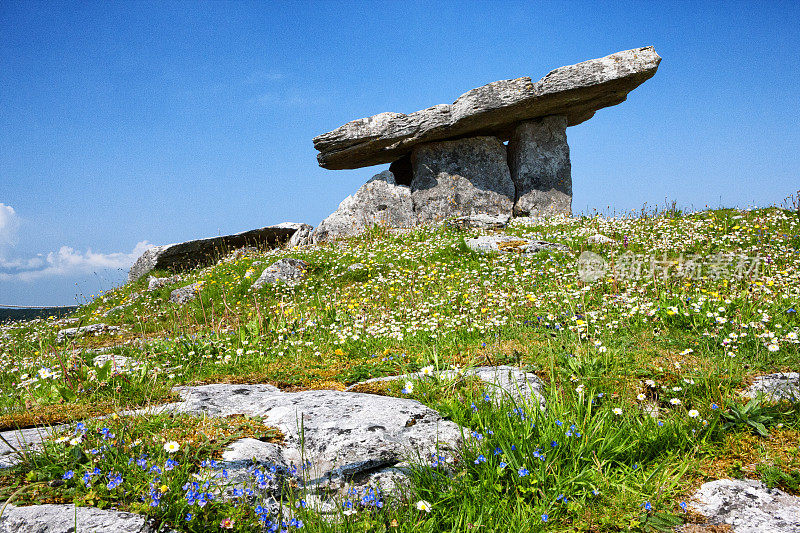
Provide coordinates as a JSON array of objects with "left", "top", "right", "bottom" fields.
[{"left": 0, "top": 206, "right": 798, "bottom": 531}]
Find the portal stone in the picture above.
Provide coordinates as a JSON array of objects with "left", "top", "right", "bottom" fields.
[
  {"left": 508, "top": 116, "right": 572, "bottom": 217},
  {"left": 410, "top": 137, "right": 514, "bottom": 224}
]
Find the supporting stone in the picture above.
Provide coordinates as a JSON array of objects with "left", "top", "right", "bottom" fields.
[
  {"left": 508, "top": 116, "right": 572, "bottom": 217},
  {"left": 410, "top": 136, "right": 515, "bottom": 224},
  {"left": 311, "top": 170, "right": 414, "bottom": 243}
]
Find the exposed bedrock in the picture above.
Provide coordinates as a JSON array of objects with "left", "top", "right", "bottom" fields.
[
  {"left": 508, "top": 115, "right": 572, "bottom": 217},
  {"left": 410, "top": 136, "right": 515, "bottom": 224}
]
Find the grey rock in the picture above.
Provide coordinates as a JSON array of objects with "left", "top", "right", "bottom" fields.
[
  {"left": 743, "top": 373, "right": 800, "bottom": 402},
  {"left": 411, "top": 137, "right": 514, "bottom": 224},
  {"left": 169, "top": 282, "right": 203, "bottom": 304},
  {"left": 347, "top": 365, "right": 546, "bottom": 409},
  {"left": 168, "top": 385, "right": 462, "bottom": 487},
  {"left": 0, "top": 504, "right": 157, "bottom": 533},
  {"left": 508, "top": 116, "right": 572, "bottom": 217},
  {"left": 0, "top": 426, "right": 61, "bottom": 468},
  {"left": 147, "top": 275, "right": 180, "bottom": 291},
  {"left": 312, "top": 171, "right": 414, "bottom": 243},
  {"left": 101, "top": 305, "right": 126, "bottom": 317},
  {"left": 286, "top": 223, "right": 314, "bottom": 248},
  {"left": 128, "top": 224, "right": 301, "bottom": 282},
  {"left": 251, "top": 258, "right": 309, "bottom": 290},
  {"left": 56, "top": 323, "right": 121, "bottom": 343},
  {"left": 686, "top": 478, "right": 800, "bottom": 533},
  {"left": 587, "top": 234, "right": 615, "bottom": 245},
  {"left": 92, "top": 353, "right": 141, "bottom": 373},
  {"left": 465, "top": 235, "right": 569, "bottom": 254},
  {"left": 446, "top": 214, "right": 510, "bottom": 230},
  {"left": 314, "top": 47, "right": 661, "bottom": 170}
]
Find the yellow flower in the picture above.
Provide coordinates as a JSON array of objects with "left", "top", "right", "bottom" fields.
[{"left": 334, "top": 348, "right": 345, "bottom": 356}]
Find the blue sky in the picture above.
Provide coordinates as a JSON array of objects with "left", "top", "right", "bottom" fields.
[{"left": 1, "top": 1, "right": 798, "bottom": 306}]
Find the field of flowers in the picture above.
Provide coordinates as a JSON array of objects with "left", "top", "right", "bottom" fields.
[{"left": 0, "top": 205, "right": 798, "bottom": 531}]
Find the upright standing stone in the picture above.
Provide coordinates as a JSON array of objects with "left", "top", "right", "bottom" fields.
[
  {"left": 410, "top": 137, "right": 515, "bottom": 224},
  {"left": 508, "top": 116, "right": 572, "bottom": 217}
]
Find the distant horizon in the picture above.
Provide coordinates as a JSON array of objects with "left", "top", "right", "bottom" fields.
[{"left": 2, "top": 2, "right": 798, "bottom": 306}]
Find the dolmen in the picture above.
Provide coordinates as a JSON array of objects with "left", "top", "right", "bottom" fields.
[{"left": 312, "top": 46, "right": 660, "bottom": 242}]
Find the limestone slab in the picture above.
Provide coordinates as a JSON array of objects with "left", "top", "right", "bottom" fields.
[{"left": 314, "top": 47, "right": 661, "bottom": 169}]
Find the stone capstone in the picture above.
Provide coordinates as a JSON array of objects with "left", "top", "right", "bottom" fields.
[
  {"left": 411, "top": 137, "right": 515, "bottom": 224},
  {"left": 128, "top": 224, "right": 304, "bottom": 283},
  {"left": 465, "top": 235, "right": 569, "bottom": 254},
  {"left": 0, "top": 504, "right": 159, "bottom": 533},
  {"left": 508, "top": 116, "right": 572, "bottom": 217},
  {"left": 169, "top": 282, "right": 203, "bottom": 304},
  {"left": 251, "top": 258, "right": 309, "bottom": 289},
  {"left": 685, "top": 478, "right": 800, "bottom": 533},
  {"left": 314, "top": 47, "right": 661, "bottom": 170},
  {"left": 312, "top": 170, "right": 414, "bottom": 243}
]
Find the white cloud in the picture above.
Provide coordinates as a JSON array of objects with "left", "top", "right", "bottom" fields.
[
  {"left": 0, "top": 203, "right": 20, "bottom": 246},
  {"left": 0, "top": 240, "right": 153, "bottom": 282}
]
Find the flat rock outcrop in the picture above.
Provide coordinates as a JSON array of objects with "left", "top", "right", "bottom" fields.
[
  {"left": 128, "top": 224, "right": 305, "bottom": 282},
  {"left": 743, "top": 372, "right": 799, "bottom": 401},
  {"left": 56, "top": 323, "right": 121, "bottom": 343},
  {"left": 411, "top": 137, "right": 515, "bottom": 224},
  {"left": 168, "top": 384, "right": 463, "bottom": 487},
  {"left": 312, "top": 170, "right": 414, "bottom": 243},
  {"left": 347, "top": 365, "right": 546, "bottom": 409},
  {"left": 685, "top": 478, "right": 800, "bottom": 533},
  {"left": 0, "top": 504, "right": 160, "bottom": 533},
  {"left": 314, "top": 47, "right": 661, "bottom": 170},
  {"left": 168, "top": 282, "right": 203, "bottom": 304},
  {"left": 465, "top": 235, "right": 569, "bottom": 254}
]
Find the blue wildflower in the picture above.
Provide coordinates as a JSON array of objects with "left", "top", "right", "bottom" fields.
[
  {"left": 642, "top": 501, "right": 652, "bottom": 511},
  {"left": 62, "top": 470, "right": 74, "bottom": 480},
  {"left": 517, "top": 467, "right": 529, "bottom": 477},
  {"left": 541, "top": 514, "right": 548, "bottom": 522}
]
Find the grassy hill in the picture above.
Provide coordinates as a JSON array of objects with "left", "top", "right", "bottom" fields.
[{"left": 0, "top": 207, "right": 798, "bottom": 532}]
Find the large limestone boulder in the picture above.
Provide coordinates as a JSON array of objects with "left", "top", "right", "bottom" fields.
[
  {"left": 314, "top": 47, "right": 661, "bottom": 170},
  {"left": 251, "top": 258, "right": 308, "bottom": 289},
  {"left": 312, "top": 170, "right": 414, "bottom": 243},
  {"left": 508, "top": 116, "right": 572, "bottom": 216},
  {"left": 684, "top": 478, "right": 800, "bottom": 533},
  {"left": 128, "top": 224, "right": 304, "bottom": 282},
  {"left": 169, "top": 384, "right": 463, "bottom": 487},
  {"left": 411, "top": 137, "right": 515, "bottom": 224}
]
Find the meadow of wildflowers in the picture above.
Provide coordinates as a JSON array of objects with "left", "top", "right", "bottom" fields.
[{"left": 0, "top": 206, "right": 798, "bottom": 531}]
